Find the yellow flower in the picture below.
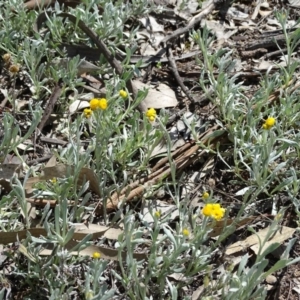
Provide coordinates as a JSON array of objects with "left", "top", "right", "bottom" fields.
[
  {"left": 9, "top": 64, "right": 19, "bottom": 74},
  {"left": 92, "top": 252, "right": 101, "bottom": 259},
  {"left": 182, "top": 228, "right": 190, "bottom": 237},
  {"left": 90, "top": 98, "right": 99, "bottom": 110},
  {"left": 154, "top": 210, "right": 161, "bottom": 218},
  {"left": 202, "top": 203, "right": 225, "bottom": 220},
  {"left": 51, "top": 177, "right": 57, "bottom": 184},
  {"left": 146, "top": 108, "right": 157, "bottom": 122},
  {"left": 262, "top": 117, "right": 275, "bottom": 130},
  {"left": 83, "top": 108, "right": 92, "bottom": 118},
  {"left": 119, "top": 90, "right": 127, "bottom": 98},
  {"left": 202, "top": 203, "right": 213, "bottom": 217},
  {"left": 202, "top": 192, "right": 209, "bottom": 199},
  {"left": 211, "top": 207, "right": 225, "bottom": 221},
  {"left": 98, "top": 98, "right": 107, "bottom": 110},
  {"left": 2, "top": 53, "right": 11, "bottom": 63}
]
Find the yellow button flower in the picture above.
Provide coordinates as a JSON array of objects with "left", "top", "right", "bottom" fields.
[
  {"left": 92, "top": 252, "right": 101, "bottom": 259},
  {"left": 202, "top": 192, "right": 209, "bottom": 199},
  {"left": 154, "top": 210, "right": 161, "bottom": 218},
  {"left": 90, "top": 98, "right": 100, "bottom": 110},
  {"left": 262, "top": 117, "right": 275, "bottom": 130},
  {"left": 202, "top": 203, "right": 213, "bottom": 217},
  {"left": 146, "top": 108, "right": 157, "bottom": 122},
  {"left": 83, "top": 108, "right": 92, "bottom": 118},
  {"left": 202, "top": 203, "right": 225, "bottom": 220},
  {"left": 182, "top": 228, "right": 190, "bottom": 237},
  {"left": 98, "top": 98, "right": 107, "bottom": 110},
  {"left": 119, "top": 90, "right": 128, "bottom": 98},
  {"left": 211, "top": 207, "right": 226, "bottom": 221}
]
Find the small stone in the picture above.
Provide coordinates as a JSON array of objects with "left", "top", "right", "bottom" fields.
[
  {"left": 176, "top": 120, "right": 186, "bottom": 132},
  {"left": 156, "top": 188, "right": 165, "bottom": 199},
  {"left": 207, "top": 178, "right": 216, "bottom": 187},
  {"left": 266, "top": 275, "right": 277, "bottom": 284}
]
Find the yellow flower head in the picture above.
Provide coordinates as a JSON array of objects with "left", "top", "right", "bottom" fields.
[
  {"left": 202, "top": 203, "right": 213, "bottom": 217},
  {"left": 202, "top": 203, "right": 225, "bottom": 220},
  {"left": 202, "top": 192, "right": 209, "bottom": 199},
  {"left": 119, "top": 90, "right": 128, "bottom": 99},
  {"left": 154, "top": 210, "right": 161, "bottom": 218},
  {"left": 2, "top": 53, "right": 11, "bottom": 63},
  {"left": 146, "top": 108, "right": 157, "bottom": 122},
  {"left": 90, "top": 98, "right": 100, "bottom": 110},
  {"left": 51, "top": 177, "right": 57, "bottom": 184},
  {"left": 83, "top": 108, "right": 92, "bottom": 118},
  {"left": 211, "top": 207, "right": 225, "bottom": 221},
  {"left": 9, "top": 64, "right": 19, "bottom": 74},
  {"left": 98, "top": 98, "right": 107, "bottom": 110},
  {"left": 182, "top": 228, "right": 190, "bottom": 237},
  {"left": 92, "top": 252, "right": 101, "bottom": 259},
  {"left": 262, "top": 117, "right": 275, "bottom": 130}
]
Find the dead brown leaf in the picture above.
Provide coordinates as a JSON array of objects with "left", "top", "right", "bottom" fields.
[
  {"left": 39, "top": 240, "right": 147, "bottom": 261},
  {"left": 25, "top": 163, "right": 101, "bottom": 196},
  {"left": 225, "top": 225, "right": 295, "bottom": 256}
]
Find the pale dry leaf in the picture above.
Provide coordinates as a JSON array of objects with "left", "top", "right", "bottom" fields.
[
  {"left": 150, "top": 127, "right": 185, "bottom": 157},
  {"left": 17, "top": 99, "right": 28, "bottom": 111},
  {"left": 250, "top": 226, "right": 295, "bottom": 255},
  {"left": 40, "top": 240, "right": 147, "bottom": 261},
  {"left": 168, "top": 273, "right": 187, "bottom": 282},
  {"left": 25, "top": 164, "right": 101, "bottom": 196},
  {"left": 235, "top": 186, "right": 252, "bottom": 196},
  {"left": 26, "top": 202, "right": 36, "bottom": 220},
  {"left": 69, "top": 100, "right": 89, "bottom": 114},
  {"left": 53, "top": 58, "right": 101, "bottom": 75},
  {"left": 258, "top": 60, "right": 275, "bottom": 70},
  {"left": 45, "top": 155, "right": 57, "bottom": 167},
  {"left": 3, "top": 154, "right": 24, "bottom": 165},
  {"left": 226, "top": 225, "right": 295, "bottom": 255},
  {"left": 175, "top": 0, "right": 198, "bottom": 20},
  {"left": 15, "top": 137, "right": 34, "bottom": 151},
  {"left": 201, "top": 20, "right": 237, "bottom": 47},
  {"left": 259, "top": 9, "right": 272, "bottom": 17},
  {"left": 192, "top": 285, "right": 204, "bottom": 300},
  {"left": 73, "top": 223, "right": 123, "bottom": 240},
  {"left": 251, "top": 2, "right": 260, "bottom": 20},
  {"left": 43, "top": 164, "right": 101, "bottom": 196},
  {"left": 134, "top": 80, "right": 178, "bottom": 108},
  {"left": 136, "top": 29, "right": 151, "bottom": 41},
  {"left": 140, "top": 43, "right": 158, "bottom": 56},
  {"left": 288, "top": 0, "right": 300, "bottom": 7},
  {"left": 142, "top": 200, "right": 177, "bottom": 224},
  {"left": 227, "top": 6, "right": 249, "bottom": 20},
  {"left": 139, "top": 16, "right": 164, "bottom": 32},
  {"left": 209, "top": 217, "right": 256, "bottom": 238},
  {"left": 0, "top": 224, "right": 119, "bottom": 245},
  {"left": 69, "top": 92, "right": 94, "bottom": 102},
  {"left": 0, "top": 228, "right": 47, "bottom": 245},
  {"left": 199, "top": 157, "right": 214, "bottom": 179},
  {"left": 19, "top": 244, "right": 37, "bottom": 263}
]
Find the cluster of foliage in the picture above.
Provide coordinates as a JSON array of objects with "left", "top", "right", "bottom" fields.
[{"left": 0, "top": 0, "right": 300, "bottom": 299}]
